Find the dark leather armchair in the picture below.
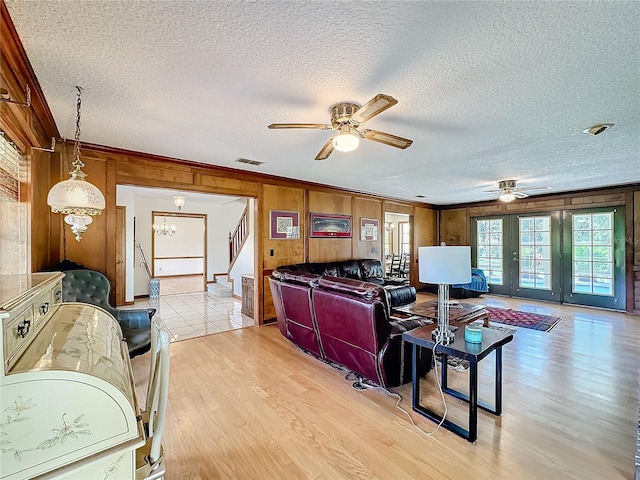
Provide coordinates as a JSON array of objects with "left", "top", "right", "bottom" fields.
[{"left": 61, "top": 269, "right": 156, "bottom": 358}]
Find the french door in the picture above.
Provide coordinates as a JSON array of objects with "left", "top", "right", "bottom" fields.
[
  {"left": 473, "top": 213, "right": 561, "bottom": 302},
  {"left": 472, "top": 208, "right": 625, "bottom": 309}
]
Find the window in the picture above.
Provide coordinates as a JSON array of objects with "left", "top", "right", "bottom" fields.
[
  {"left": 399, "top": 222, "right": 410, "bottom": 255},
  {"left": 476, "top": 218, "right": 503, "bottom": 285},
  {"left": 572, "top": 212, "right": 614, "bottom": 296},
  {"left": 519, "top": 216, "right": 551, "bottom": 290}
]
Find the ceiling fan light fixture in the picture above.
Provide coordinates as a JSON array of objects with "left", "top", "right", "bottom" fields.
[
  {"left": 332, "top": 124, "right": 360, "bottom": 152},
  {"left": 499, "top": 192, "right": 516, "bottom": 203}
]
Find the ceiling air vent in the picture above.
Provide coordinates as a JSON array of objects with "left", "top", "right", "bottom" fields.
[
  {"left": 235, "top": 158, "right": 264, "bottom": 166},
  {"left": 415, "top": 194, "right": 426, "bottom": 198}
]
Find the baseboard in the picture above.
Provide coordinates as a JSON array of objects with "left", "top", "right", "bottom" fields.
[
  {"left": 232, "top": 293, "right": 241, "bottom": 301},
  {"left": 212, "top": 272, "right": 228, "bottom": 283}
]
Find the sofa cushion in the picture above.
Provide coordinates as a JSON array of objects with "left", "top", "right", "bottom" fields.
[
  {"left": 384, "top": 284, "right": 417, "bottom": 309},
  {"left": 337, "top": 260, "right": 362, "bottom": 280},
  {"left": 359, "top": 259, "right": 384, "bottom": 279}
]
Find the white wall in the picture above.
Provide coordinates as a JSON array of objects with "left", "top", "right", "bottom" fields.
[
  {"left": 229, "top": 198, "right": 254, "bottom": 297},
  {"left": 153, "top": 215, "right": 204, "bottom": 277},
  {"left": 117, "top": 186, "right": 248, "bottom": 300}
]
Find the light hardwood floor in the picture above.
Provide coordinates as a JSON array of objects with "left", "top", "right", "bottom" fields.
[{"left": 131, "top": 293, "right": 640, "bottom": 479}]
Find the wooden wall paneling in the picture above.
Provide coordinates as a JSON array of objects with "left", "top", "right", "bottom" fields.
[
  {"left": 383, "top": 201, "right": 413, "bottom": 215},
  {"left": 199, "top": 174, "right": 259, "bottom": 197},
  {"left": 352, "top": 197, "right": 382, "bottom": 260},
  {"left": 440, "top": 208, "right": 468, "bottom": 246},
  {"left": 468, "top": 204, "right": 504, "bottom": 216},
  {"left": 260, "top": 184, "right": 306, "bottom": 323},
  {"left": 116, "top": 160, "right": 194, "bottom": 186},
  {"left": 570, "top": 193, "right": 626, "bottom": 206},
  {"left": 308, "top": 190, "right": 352, "bottom": 262},
  {"left": 261, "top": 184, "right": 306, "bottom": 270},
  {"left": 412, "top": 206, "right": 437, "bottom": 287},
  {"left": 504, "top": 198, "right": 567, "bottom": 211},
  {"left": 29, "top": 150, "right": 54, "bottom": 272}
]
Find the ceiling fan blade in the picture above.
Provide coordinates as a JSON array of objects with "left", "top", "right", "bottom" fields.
[
  {"left": 513, "top": 191, "right": 529, "bottom": 199},
  {"left": 515, "top": 185, "right": 552, "bottom": 192},
  {"left": 483, "top": 189, "right": 503, "bottom": 193},
  {"left": 315, "top": 138, "right": 335, "bottom": 160},
  {"left": 362, "top": 129, "right": 413, "bottom": 149},
  {"left": 268, "top": 123, "right": 332, "bottom": 130},
  {"left": 350, "top": 94, "right": 398, "bottom": 125}
]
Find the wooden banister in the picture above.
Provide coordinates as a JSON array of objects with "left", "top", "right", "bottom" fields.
[{"left": 228, "top": 206, "right": 248, "bottom": 273}]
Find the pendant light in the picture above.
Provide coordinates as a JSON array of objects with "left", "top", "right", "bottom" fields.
[{"left": 47, "top": 86, "right": 105, "bottom": 241}]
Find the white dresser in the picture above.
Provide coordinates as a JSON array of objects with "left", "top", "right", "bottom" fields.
[{"left": 0, "top": 272, "right": 145, "bottom": 480}]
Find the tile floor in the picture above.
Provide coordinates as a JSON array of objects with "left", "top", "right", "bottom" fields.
[{"left": 120, "top": 283, "right": 254, "bottom": 342}]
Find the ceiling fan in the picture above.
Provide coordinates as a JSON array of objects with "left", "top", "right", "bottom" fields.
[
  {"left": 268, "top": 94, "right": 413, "bottom": 160},
  {"left": 485, "top": 179, "right": 551, "bottom": 202}
]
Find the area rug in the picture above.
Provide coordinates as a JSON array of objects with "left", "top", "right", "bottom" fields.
[{"left": 485, "top": 306, "right": 562, "bottom": 332}]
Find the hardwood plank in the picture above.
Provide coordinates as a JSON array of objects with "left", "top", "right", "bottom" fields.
[{"left": 132, "top": 293, "right": 640, "bottom": 479}]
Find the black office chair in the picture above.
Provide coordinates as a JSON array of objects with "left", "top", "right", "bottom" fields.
[{"left": 61, "top": 269, "right": 155, "bottom": 358}]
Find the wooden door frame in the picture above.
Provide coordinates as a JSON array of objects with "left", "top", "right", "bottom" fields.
[{"left": 115, "top": 206, "right": 126, "bottom": 305}]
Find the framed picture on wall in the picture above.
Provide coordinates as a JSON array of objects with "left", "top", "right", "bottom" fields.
[
  {"left": 269, "top": 210, "right": 300, "bottom": 239},
  {"left": 310, "top": 213, "right": 352, "bottom": 238},
  {"left": 360, "top": 218, "right": 379, "bottom": 241}
]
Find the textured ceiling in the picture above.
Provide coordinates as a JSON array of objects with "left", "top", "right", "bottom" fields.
[{"left": 5, "top": 1, "right": 640, "bottom": 205}]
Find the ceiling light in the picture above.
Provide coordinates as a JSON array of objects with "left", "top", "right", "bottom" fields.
[
  {"left": 47, "top": 86, "right": 105, "bottom": 241},
  {"left": 153, "top": 217, "right": 176, "bottom": 236},
  {"left": 332, "top": 124, "right": 360, "bottom": 152},
  {"left": 499, "top": 192, "right": 516, "bottom": 202},
  {"left": 582, "top": 123, "right": 613, "bottom": 135},
  {"left": 173, "top": 192, "right": 185, "bottom": 211}
]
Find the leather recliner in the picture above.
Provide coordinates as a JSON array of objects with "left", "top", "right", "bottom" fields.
[
  {"left": 61, "top": 269, "right": 156, "bottom": 358},
  {"left": 269, "top": 272, "right": 432, "bottom": 388}
]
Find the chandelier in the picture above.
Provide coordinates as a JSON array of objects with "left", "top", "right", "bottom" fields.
[
  {"left": 153, "top": 217, "right": 176, "bottom": 236},
  {"left": 47, "top": 86, "right": 105, "bottom": 241}
]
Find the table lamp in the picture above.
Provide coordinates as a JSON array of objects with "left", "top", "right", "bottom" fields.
[{"left": 419, "top": 244, "right": 472, "bottom": 345}]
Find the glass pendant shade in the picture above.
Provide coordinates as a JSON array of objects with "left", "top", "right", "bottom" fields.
[
  {"left": 173, "top": 193, "right": 185, "bottom": 211},
  {"left": 332, "top": 124, "right": 360, "bottom": 152},
  {"left": 47, "top": 176, "right": 106, "bottom": 215},
  {"left": 64, "top": 214, "right": 93, "bottom": 241}
]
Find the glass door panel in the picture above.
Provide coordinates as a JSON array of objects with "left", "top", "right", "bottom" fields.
[
  {"left": 563, "top": 207, "right": 625, "bottom": 309},
  {"left": 510, "top": 213, "right": 561, "bottom": 302},
  {"left": 472, "top": 217, "right": 510, "bottom": 295}
]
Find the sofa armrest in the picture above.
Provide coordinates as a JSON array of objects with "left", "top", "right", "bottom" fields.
[{"left": 384, "top": 285, "right": 416, "bottom": 309}]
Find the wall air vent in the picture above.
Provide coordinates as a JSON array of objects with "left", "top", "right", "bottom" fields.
[{"left": 235, "top": 158, "right": 264, "bottom": 166}]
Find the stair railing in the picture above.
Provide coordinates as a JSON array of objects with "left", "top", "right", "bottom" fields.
[{"left": 228, "top": 205, "right": 248, "bottom": 272}]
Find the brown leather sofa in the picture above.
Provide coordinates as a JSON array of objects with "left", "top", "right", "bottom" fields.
[{"left": 269, "top": 265, "right": 432, "bottom": 388}]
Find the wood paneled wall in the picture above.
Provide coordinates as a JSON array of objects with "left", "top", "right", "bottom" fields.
[{"left": 352, "top": 197, "right": 383, "bottom": 260}]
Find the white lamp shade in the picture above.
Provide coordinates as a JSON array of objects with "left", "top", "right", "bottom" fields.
[
  {"left": 47, "top": 178, "right": 106, "bottom": 215},
  {"left": 499, "top": 192, "right": 516, "bottom": 202},
  {"left": 418, "top": 245, "right": 472, "bottom": 284}
]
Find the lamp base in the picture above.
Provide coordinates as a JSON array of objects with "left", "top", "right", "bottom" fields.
[{"left": 432, "top": 326, "right": 456, "bottom": 345}]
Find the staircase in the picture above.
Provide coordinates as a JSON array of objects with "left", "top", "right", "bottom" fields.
[{"left": 228, "top": 205, "right": 248, "bottom": 273}]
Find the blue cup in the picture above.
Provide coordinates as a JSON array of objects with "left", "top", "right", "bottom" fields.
[{"left": 465, "top": 324, "right": 483, "bottom": 344}]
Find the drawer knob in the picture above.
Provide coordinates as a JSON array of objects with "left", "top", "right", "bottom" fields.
[{"left": 16, "top": 319, "right": 31, "bottom": 338}]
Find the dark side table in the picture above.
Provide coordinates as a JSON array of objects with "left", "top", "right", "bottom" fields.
[{"left": 402, "top": 325, "right": 513, "bottom": 442}]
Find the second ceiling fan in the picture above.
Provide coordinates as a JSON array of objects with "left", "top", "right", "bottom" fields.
[{"left": 268, "top": 94, "right": 413, "bottom": 160}]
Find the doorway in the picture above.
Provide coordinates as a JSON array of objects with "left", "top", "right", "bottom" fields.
[
  {"left": 152, "top": 212, "right": 207, "bottom": 295},
  {"left": 384, "top": 212, "right": 410, "bottom": 278},
  {"left": 471, "top": 207, "right": 625, "bottom": 310}
]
